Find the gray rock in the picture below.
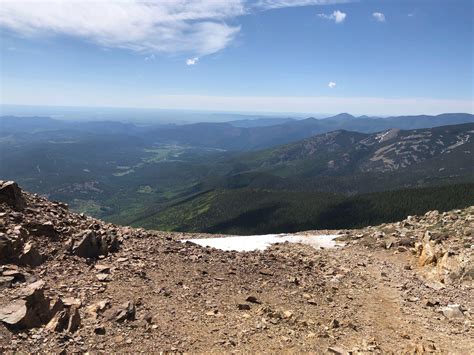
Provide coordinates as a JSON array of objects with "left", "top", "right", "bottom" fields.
[
  {"left": 0, "top": 300, "right": 28, "bottom": 327},
  {"left": 94, "top": 264, "right": 111, "bottom": 273},
  {"left": 105, "top": 301, "right": 136, "bottom": 322},
  {"left": 246, "top": 296, "right": 261, "bottom": 304},
  {"left": 19, "top": 241, "right": 43, "bottom": 267},
  {"left": 72, "top": 230, "right": 102, "bottom": 258},
  {"left": 0, "top": 181, "right": 27, "bottom": 210},
  {"left": 0, "top": 276, "right": 15, "bottom": 289},
  {"left": 46, "top": 305, "right": 81, "bottom": 333},
  {"left": 25, "top": 221, "right": 58, "bottom": 239},
  {"left": 237, "top": 303, "right": 251, "bottom": 310},
  {"left": 441, "top": 304, "right": 464, "bottom": 320},
  {"left": 0, "top": 235, "right": 14, "bottom": 264},
  {"left": 72, "top": 230, "right": 119, "bottom": 259},
  {"left": 328, "top": 346, "right": 349, "bottom": 355},
  {"left": 0, "top": 280, "right": 51, "bottom": 329}
]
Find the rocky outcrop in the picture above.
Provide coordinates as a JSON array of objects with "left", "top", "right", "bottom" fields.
[
  {"left": 0, "top": 280, "right": 82, "bottom": 332},
  {"left": 353, "top": 207, "right": 474, "bottom": 285},
  {"left": 0, "top": 181, "right": 27, "bottom": 211},
  {"left": 1, "top": 185, "right": 122, "bottom": 266}
]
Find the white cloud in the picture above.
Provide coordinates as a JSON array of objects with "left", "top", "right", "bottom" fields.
[
  {"left": 372, "top": 12, "right": 386, "bottom": 22},
  {"left": 318, "top": 10, "right": 347, "bottom": 24},
  {"left": 328, "top": 81, "right": 337, "bottom": 88},
  {"left": 0, "top": 0, "right": 356, "bottom": 58},
  {"left": 144, "top": 54, "right": 155, "bottom": 62},
  {"left": 186, "top": 57, "right": 199, "bottom": 65},
  {"left": 0, "top": 0, "right": 245, "bottom": 56},
  {"left": 255, "top": 0, "right": 350, "bottom": 10}
]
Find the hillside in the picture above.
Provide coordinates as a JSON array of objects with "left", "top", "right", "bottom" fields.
[
  {"left": 115, "top": 123, "right": 474, "bottom": 233},
  {"left": 2, "top": 117, "right": 474, "bottom": 235},
  {"left": 0, "top": 181, "right": 472, "bottom": 353},
  {"left": 236, "top": 123, "right": 474, "bottom": 177},
  {"left": 128, "top": 183, "right": 474, "bottom": 235}
]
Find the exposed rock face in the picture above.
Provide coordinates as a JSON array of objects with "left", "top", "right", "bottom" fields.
[{"left": 0, "top": 181, "right": 27, "bottom": 211}]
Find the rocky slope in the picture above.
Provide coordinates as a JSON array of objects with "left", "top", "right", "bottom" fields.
[
  {"left": 0, "top": 181, "right": 472, "bottom": 353},
  {"left": 241, "top": 123, "right": 474, "bottom": 175}
]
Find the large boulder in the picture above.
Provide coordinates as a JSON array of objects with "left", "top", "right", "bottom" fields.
[
  {"left": 18, "top": 241, "right": 43, "bottom": 267},
  {"left": 0, "top": 232, "right": 26, "bottom": 265},
  {"left": 72, "top": 230, "right": 120, "bottom": 259},
  {"left": 0, "top": 181, "right": 27, "bottom": 210},
  {"left": 72, "top": 230, "right": 103, "bottom": 258},
  {"left": 0, "top": 281, "right": 51, "bottom": 329}
]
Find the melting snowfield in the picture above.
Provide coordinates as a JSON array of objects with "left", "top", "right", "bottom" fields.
[{"left": 182, "top": 234, "right": 343, "bottom": 252}]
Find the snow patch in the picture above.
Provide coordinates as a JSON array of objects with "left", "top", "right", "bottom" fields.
[{"left": 182, "top": 234, "right": 343, "bottom": 252}]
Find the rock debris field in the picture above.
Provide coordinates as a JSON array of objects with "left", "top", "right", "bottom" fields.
[{"left": 0, "top": 180, "right": 473, "bottom": 353}]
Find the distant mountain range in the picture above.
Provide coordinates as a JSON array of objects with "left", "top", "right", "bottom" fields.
[
  {"left": 1, "top": 114, "right": 473, "bottom": 234},
  {"left": 144, "top": 112, "right": 474, "bottom": 151},
  {"left": 3, "top": 112, "right": 473, "bottom": 151}
]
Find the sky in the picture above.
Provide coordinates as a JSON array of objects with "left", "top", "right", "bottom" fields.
[{"left": 0, "top": 0, "right": 473, "bottom": 116}]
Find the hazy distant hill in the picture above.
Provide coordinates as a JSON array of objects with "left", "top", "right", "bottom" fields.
[
  {"left": 2, "top": 112, "right": 473, "bottom": 151},
  {"left": 226, "top": 117, "right": 295, "bottom": 127},
  {"left": 146, "top": 113, "right": 474, "bottom": 151}
]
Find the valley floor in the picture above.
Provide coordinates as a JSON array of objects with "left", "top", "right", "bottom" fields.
[{"left": 0, "top": 182, "right": 472, "bottom": 353}]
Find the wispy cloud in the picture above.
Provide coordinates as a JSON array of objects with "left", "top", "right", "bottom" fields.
[
  {"left": 372, "top": 12, "right": 386, "bottom": 22},
  {"left": 0, "top": 0, "right": 245, "bottom": 57},
  {"left": 0, "top": 0, "right": 355, "bottom": 60},
  {"left": 328, "top": 81, "right": 337, "bottom": 88},
  {"left": 254, "top": 0, "right": 351, "bottom": 10},
  {"left": 186, "top": 57, "right": 199, "bottom": 66},
  {"left": 144, "top": 54, "right": 156, "bottom": 62},
  {"left": 318, "top": 10, "right": 347, "bottom": 24}
]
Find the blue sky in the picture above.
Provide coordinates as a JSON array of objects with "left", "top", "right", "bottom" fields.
[{"left": 0, "top": 0, "right": 473, "bottom": 115}]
